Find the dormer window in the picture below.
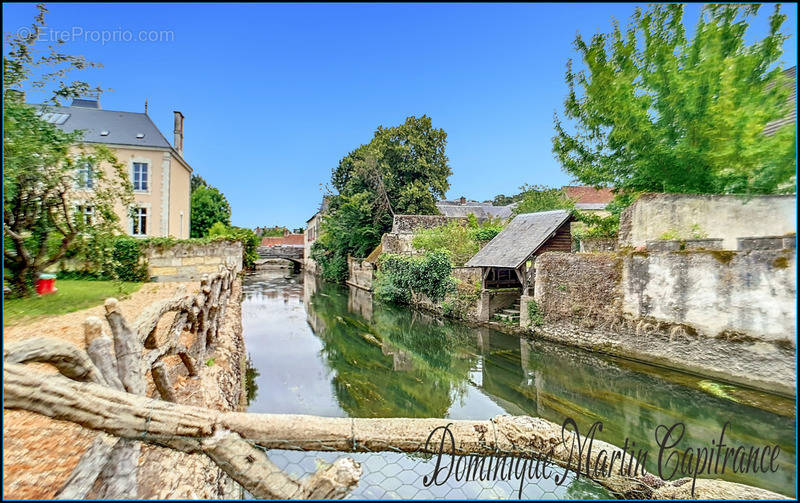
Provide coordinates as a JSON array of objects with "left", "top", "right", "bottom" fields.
[
  {"left": 136, "top": 133, "right": 145, "bottom": 139},
  {"left": 75, "top": 162, "right": 94, "bottom": 189}
]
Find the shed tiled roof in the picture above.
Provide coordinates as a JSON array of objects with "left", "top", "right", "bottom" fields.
[{"left": 464, "top": 210, "right": 572, "bottom": 269}]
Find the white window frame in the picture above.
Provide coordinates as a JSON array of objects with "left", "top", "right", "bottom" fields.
[
  {"left": 131, "top": 207, "right": 148, "bottom": 236},
  {"left": 74, "top": 161, "right": 94, "bottom": 190},
  {"left": 131, "top": 160, "right": 150, "bottom": 193}
]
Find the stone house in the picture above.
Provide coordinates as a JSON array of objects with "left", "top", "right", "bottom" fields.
[
  {"left": 38, "top": 97, "right": 192, "bottom": 238},
  {"left": 303, "top": 196, "right": 329, "bottom": 269}
]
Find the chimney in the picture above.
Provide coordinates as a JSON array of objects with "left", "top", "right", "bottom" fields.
[
  {"left": 459, "top": 196, "right": 466, "bottom": 205},
  {"left": 173, "top": 111, "right": 184, "bottom": 155}
]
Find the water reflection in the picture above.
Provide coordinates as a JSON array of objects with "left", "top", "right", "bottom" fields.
[{"left": 243, "top": 272, "right": 795, "bottom": 498}]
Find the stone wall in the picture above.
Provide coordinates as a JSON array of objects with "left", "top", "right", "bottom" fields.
[
  {"left": 533, "top": 252, "right": 623, "bottom": 325},
  {"left": 579, "top": 238, "right": 618, "bottom": 252},
  {"left": 476, "top": 289, "right": 520, "bottom": 322},
  {"left": 623, "top": 249, "right": 796, "bottom": 344},
  {"left": 381, "top": 232, "right": 416, "bottom": 255},
  {"left": 390, "top": 214, "right": 468, "bottom": 234},
  {"left": 145, "top": 240, "right": 243, "bottom": 282},
  {"left": 346, "top": 256, "right": 375, "bottom": 291},
  {"left": 619, "top": 193, "right": 797, "bottom": 249},
  {"left": 452, "top": 266, "right": 482, "bottom": 287},
  {"left": 530, "top": 250, "right": 796, "bottom": 394}
]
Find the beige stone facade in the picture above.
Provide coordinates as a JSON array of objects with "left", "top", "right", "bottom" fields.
[{"left": 45, "top": 99, "right": 193, "bottom": 238}]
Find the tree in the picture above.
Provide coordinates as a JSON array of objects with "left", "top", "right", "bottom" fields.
[
  {"left": 512, "top": 184, "right": 575, "bottom": 215},
  {"left": 314, "top": 116, "right": 452, "bottom": 282},
  {"left": 190, "top": 174, "right": 208, "bottom": 193},
  {"left": 3, "top": 5, "right": 132, "bottom": 296},
  {"left": 553, "top": 4, "right": 796, "bottom": 196},
  {"left": 190, "top": 185, "right": 231, "bottom": 237}
]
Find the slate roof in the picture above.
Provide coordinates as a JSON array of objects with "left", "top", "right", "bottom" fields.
[
  {"left": 464, "top": 210, "right": 572, "bottom": 269},
  {"left": 31, "top": 103, "right": 174, "bottom": 149},
  {"left": 435, "top": 200, "right": 513, "bottom": 220}
]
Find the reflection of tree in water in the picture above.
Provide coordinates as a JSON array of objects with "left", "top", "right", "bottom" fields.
[
  {"left": 307, "top": 284, "right": 476, "bottom": 418},
  {"left": 244, "top": 355, "right": 260, "bottom": 405}
]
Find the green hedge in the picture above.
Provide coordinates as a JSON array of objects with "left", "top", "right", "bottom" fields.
[{"left": 374, "top": 250, "right": 455, "bottom": 305}]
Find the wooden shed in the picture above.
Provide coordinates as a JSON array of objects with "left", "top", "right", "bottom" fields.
[{"left": 465, "top": 210, "right": 572, "bottom": 295}]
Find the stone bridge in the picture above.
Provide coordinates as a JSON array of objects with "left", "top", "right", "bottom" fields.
[{"left": 257, "top": 245, "right": 304, "bottom": 266}]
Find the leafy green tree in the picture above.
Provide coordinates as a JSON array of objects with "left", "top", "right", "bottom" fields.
[
  {"left": 3, "top": 5, "right": 132, "bottom": 296},
  {"left": 190, "top": 174, "right": 208, "bottom": 193},
  {"left": 512, "top": 184, "right": 575, "bottom": 215},
  {"left": 315, "top": 115, "right": 452, "bottom": 282},
  {"left": 190, "top": 185, "right": 231, "bottom": 237},
  {"left": 553, "top": 4, "right": 796, "bottom": 196}
]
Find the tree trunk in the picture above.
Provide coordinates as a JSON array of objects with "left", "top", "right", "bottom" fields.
[{"left": 5, "top": 363, "right": 789, "bottom": 500}]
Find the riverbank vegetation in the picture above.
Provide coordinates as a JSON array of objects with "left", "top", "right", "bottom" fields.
[
  {"left": 373, "top": 250, "right": 455, "bottom": 305},
  {"left": 312, "top": 115, "right": 452, "bottom": 283},
  {"left": 411, "top": 215, "right": 505, "bottom": 266}
]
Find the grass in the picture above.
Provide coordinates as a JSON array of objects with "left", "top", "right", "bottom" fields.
[{"left": 3, "top": 279, "right": 143, "bottom": 326}]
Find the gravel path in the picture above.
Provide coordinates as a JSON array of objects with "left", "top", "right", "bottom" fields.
[{"left": 3, "top": 282, "right": 199, "bottom": 499}]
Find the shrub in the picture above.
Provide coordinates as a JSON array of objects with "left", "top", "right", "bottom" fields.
[
  {"left": 206, "top": 223, "right": 260, "bottom": 270},
  {"left": 412, "top": 218, "right": 505, "bottom": 266},
  {"left": 111, "top": 237, "right": 150, "bottom": 281},
  {"left": 374, "top": 250, "right": 455, "bottom": 305},
  {"left": 527, "top": 300, "right": 544, "bottom": 327}
]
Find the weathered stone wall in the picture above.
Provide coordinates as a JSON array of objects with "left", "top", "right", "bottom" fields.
[
  {"left": 452, "top": 267, "right": 482, "bottom": 287},
  {"left": 476, "top": 289, "right": 520, "bottom": 322},
  {"left": 533, "top": 252, "right": 623, "bottom": 325},
  {"left": 390, "top": 214, "right": 468, "bottom": 234},
  {"left": 145, "top": 241, "right": 243, "bottom": 282},
  {"left": 346, "top": 256, "right": 375, "bottom": 291},
  {"left": 623, "top": 249, "right": 796, "bottom": 344},
  {"left": 381, "top": 232, "right": 416, "bottom": 255},
  {"left": 530, "top": 250, "right": 796, "bottom": 394},
  {"left": 579, "top": 238, "right": 618, "bottom": 252},
  {"left": 619, "top": 193, "right": 797, "bottom": 249}
]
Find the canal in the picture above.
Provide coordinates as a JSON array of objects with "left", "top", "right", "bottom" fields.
[{"left": 242, "top": 271, "right": 795, "bottom": 499}]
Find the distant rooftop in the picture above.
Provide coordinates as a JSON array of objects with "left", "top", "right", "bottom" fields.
[
  {"left": 436, "top": 197, "right": 513, "bottom": 220},
  {"left": 562, "top": 186, "right": 615, "bottom": 205}
]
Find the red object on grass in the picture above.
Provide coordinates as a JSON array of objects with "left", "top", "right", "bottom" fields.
[{"left": 36, "top": 275, "right": 57, "bottom": 295}]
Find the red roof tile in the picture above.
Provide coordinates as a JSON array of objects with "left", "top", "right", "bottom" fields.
[
  {"left": 562, "top": 186, "right": 615, "bottom": 204},
  {"left": 261, "top": 234, "right": 304, "bottom": 246}
]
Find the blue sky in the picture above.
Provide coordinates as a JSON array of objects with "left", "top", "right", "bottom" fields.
[{"left": 3, "top": 3, "right": 797, "bottom": 229}]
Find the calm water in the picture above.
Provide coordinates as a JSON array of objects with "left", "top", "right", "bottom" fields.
[{"left": 242, "top": 271, "right": 795, "bottom": 499}]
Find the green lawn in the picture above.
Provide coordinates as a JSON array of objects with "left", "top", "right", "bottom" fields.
[{"left": 3, "top": 279, "right": 143, "bottom": 326}]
